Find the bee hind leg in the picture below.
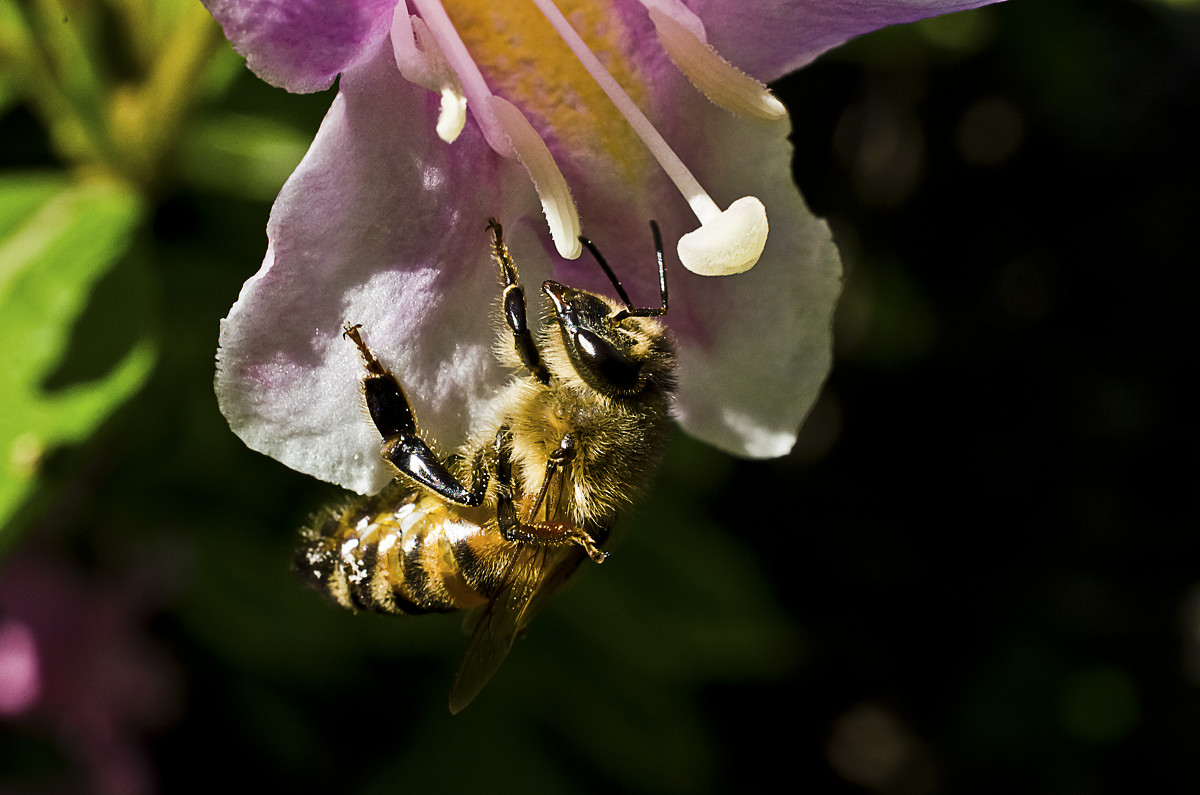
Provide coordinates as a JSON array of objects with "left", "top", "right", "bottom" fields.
[
  {"left": 343, "top": 322, "right": 489, "bottom": 507},
  {"left": 493, "top": 428, "right": 608, "bottom": 564}
]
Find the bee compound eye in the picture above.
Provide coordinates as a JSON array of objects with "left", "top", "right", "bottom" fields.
[{"left": 574, "top": 328, "right": 641, "bottom": 394}]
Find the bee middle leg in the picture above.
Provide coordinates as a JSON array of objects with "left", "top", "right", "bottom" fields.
[
  {"left": 493, "top": 428, "right": 607, "bottom": 563},
  {"left": 343, "top": 323, "right": 488, "bottom": 506},
  {"left": 489, "top": 219, "right": 550, "bottom": 385}
]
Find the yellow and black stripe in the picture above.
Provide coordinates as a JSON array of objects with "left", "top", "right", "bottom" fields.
[{"left": 295, "top": 480, "right": 519, "bottom": 616}]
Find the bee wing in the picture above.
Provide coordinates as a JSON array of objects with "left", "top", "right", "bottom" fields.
[
  {"left": 518, "top": 545, "right": 588, "bottom": 630},
  {"left": 448, "top": 544, "right": 583, "bottom": 713}
]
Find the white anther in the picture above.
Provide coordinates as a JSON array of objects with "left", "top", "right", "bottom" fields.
[
  {"left": 406, "top": 0, "right": 582, "bottom": 256},
  {"left": 647, "top": 7, "right": 786, "bottom": 122},
  {"left": 391, "top": 9, "right": 467, "bottom": 142},
  {"left": 488, "top": 96, "right": 583, "bottom": 260},
  {"left": 676, "top": 196, "right": 769, "bottom": 276},
  {"left": 435, "top": 86, "right": 468, "bottom": 142}
]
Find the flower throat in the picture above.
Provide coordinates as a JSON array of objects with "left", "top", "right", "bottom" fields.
[{"left": 399, "top": 0, "right": 782, "bottom": 275}]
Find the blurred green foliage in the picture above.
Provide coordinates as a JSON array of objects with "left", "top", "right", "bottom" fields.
[
  {"left": 0, "top": 0, "right": 316, "bottom": 546},
  {"left": 0, "top": 175, "right": 152, "bottom": 545}
]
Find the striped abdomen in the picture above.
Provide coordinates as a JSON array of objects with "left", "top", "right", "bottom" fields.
[{"left": 295, "top": 480, "right": 519, "bottom": 615}]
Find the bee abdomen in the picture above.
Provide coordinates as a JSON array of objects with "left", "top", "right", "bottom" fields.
[{"left": 295, "top": 488, "right": 490, "bottom": 615}]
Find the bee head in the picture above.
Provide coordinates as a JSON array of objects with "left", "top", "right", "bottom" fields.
[{"left": 542, "top": 281, "right": 673, "bottom": 399}]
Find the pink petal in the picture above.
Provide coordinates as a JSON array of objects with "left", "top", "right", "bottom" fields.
[
  {"left": 692, "top": 0, "right": 1006, "bottom": 81},
  {"left": 216, "top": 37, "right": 541, "bottom": 494},
  {"left": 202, "top": 0, "right": 398, "bottom": 92}
]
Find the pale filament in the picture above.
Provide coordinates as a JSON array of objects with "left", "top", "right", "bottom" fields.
[
  {"left": 406, "top": 0, "right": 582, "bottom": 258},
  {"left": 390, "top": 8, "right": 467, "bottom": 142},
  {"left": 407, "top": 0, "right": 770, "bottom": 274},
  {"left": 529, "top": 0, "right": 769, "bottom": 274},
  {"left": 406, "top": 0, "right": 514, "bottom": 158},
  {"left": 528, "top": 0, "right": 721, "bottom": 225}
]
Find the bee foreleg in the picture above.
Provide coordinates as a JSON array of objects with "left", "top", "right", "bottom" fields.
[
  {"left": 345, "top": 322, "right": 489, "bottom": 507},
  {"left": 489, "top": 219, "right": 550, "bottom": 385}
]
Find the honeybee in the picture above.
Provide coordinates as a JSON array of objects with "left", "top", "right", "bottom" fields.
[{"left": 295, "top": 219, "right": 676, "bottom": 712}]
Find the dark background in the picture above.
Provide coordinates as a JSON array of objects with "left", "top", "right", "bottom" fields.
[{"left": 2, "top": 1, "right": 1197, "bottom": 792}]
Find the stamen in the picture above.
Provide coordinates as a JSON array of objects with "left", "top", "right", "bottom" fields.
[
  {"left": 435, "top": 85, "right": 468, "bottom": 142},
  {"left": 406, "top": 0, "right": 582, "bottom": 259},
  {"left": 406, "top": 0, "right": 513, "bottom": 157},
  {"left": 529, "top": 0, "right": 769, "bottom": 275},
  {"left": 391, "top": 8, "right": 467, "bottom": 142},
  {"left": 645, "top": 6, "right": 787, "bottom": 122},
  {"left": 488, "top": 96, "right": 583, "bottom": 260}
]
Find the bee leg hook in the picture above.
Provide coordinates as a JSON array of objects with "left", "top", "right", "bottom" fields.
[
  {"left": 493, "top": 431, "right": 608, "bottom": 564},
  {"left": 343, "top": 322, "right": 488, "bottom": 507}
]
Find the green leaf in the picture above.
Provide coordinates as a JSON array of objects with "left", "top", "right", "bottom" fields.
[
  {"left": 176, "top": 113, "right": 310, "bottom": 201},
  {"left": 0, "top": 174, "right": 155, "bottom": 547},
  {"left": 0, "top": 67, "right": 25, "bottom": 119}
]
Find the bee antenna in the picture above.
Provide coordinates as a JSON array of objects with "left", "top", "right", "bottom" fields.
[{"left": 578, "top": 221, "right": 668, "bottom": 322}]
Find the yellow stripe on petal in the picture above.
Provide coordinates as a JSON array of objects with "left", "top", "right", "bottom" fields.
[{"left": 445, "top": 0, "right": 651, "bottom": 185}]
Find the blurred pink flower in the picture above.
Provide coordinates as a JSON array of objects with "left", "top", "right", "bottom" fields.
[{"left": 0, "top": 551, "right": 179, "bottom": 795}]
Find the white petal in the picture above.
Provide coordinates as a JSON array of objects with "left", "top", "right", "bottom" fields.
[{"left": 668, "top": 100, "right": 841, "bottom": 457}]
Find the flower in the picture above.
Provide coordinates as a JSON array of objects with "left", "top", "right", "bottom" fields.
[
  {"left": 0, "top": 551, "right": 179, "bottom": 795},
  {"left": 208, "top": 0, "right": 1002, "bottom": 495}
]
